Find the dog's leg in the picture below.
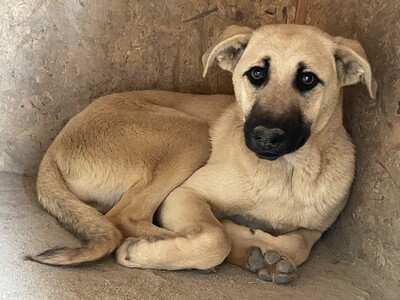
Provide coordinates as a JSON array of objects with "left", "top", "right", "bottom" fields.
[
  {"left": 105, "top": 170, "right": 194, "bottom": 240},
  {"left": 114, "top": 187, "right": 231, "bottom": 270},
  {"left": 106, "top": 182, "right": 174, "bottom": 239},
  {"left": 222, "top": 220, "right": 322, "bottom": 284},
  {"left": 105, "top": 128, "right": 211, "bottom": 240}
]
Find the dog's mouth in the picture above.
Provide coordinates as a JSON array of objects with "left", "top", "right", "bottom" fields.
[
  {"left": 250, "top": 133, "right": 310, "bottom": 161},
  {"left": 254, "top": 151, "right": 282, "bottom": 160}
]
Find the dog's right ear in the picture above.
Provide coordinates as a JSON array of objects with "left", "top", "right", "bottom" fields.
[
  {"left": 202, "top": 25, "right": 253, "bottom": 77},
  {"left": 333, "top": 37, "right": 377, "bottom": 99}
]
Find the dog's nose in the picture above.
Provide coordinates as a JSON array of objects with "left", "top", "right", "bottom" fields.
[{"left": 252, "top": 126, "right": 285, "bottom": 150}]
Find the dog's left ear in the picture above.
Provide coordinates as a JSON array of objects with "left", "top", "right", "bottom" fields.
[
  {"left": 334, "top": 37, "right": 377, "bottom": 98},
  {"left": 202, "top": 25, "right": 253, "bottom": 77}
]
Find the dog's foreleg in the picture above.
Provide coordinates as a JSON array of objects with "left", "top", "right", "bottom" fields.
[
  {"left": 222, "top": 220, "right": 321, "bottom": 284},
  {"left": 114, "top": 187, "right": 231, "bottom": 270}
]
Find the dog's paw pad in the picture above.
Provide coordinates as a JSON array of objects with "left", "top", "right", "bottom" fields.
[
  {"left": 274, "top": 272, "right": 296, "bottom": 284},
  {"left": 257, "top": 268, "right": 272, "bottom": 281},
  {"left": 247, "top": 247, "right": 265, "bottom": 272},
  {"left": 246, "top": 247, "right": 297, "bottom": 284},
  {"left": 276, "top": 259, "right": 294, "bottom": 273},
  {"left": 264, "top": 251, "right": 281, "bottom": 265}
]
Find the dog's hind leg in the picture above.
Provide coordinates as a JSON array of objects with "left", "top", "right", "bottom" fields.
[
  {"left": 105, "top": 109, "right": 212, "bottom": 240},
  {"left": 105, "top": 139, "right": 211, "bottom": 240},
  {"left": 114, "top": 187, "right": 232, "bottom": 270},
  {"left": 105, "top": 178, "right": 182, "bottom": 239},
  {"left": 106, "top": 167, "right": 196, "bottom": 239},
  {"left": 221, "top": 220, "right": 321, "bottom": 284}
]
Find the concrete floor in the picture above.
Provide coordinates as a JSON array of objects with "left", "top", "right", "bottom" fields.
[{"left": 0, "top": 172, "right": 381, "bottom": 300}]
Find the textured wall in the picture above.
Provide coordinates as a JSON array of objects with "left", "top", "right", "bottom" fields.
[
  {"left": 2, "top": 0, "right": 399, "bottom": 296},
  {"left": 305, "top": 1, "right": 400, "bottom": 297},
  {"left": 0, "top": 0, "right": 296, "bottom": 175}
]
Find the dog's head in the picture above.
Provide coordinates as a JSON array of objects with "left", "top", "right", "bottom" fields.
[{"left": 203, "top": 25, "right": 377, "bottom": 160}]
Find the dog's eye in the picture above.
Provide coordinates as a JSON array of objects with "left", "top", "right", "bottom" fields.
[
  {"left": 302, "top": 73, "right": 315, "bottom": 85},
  {"left": 246, "top": 66, "right": 268, "bottom": 87},
  {"left": 251, "top": 68, "right": 263, "bottom": 80},
  {"left": 296, "top": 72, "right": 320, "bottom": 92}
]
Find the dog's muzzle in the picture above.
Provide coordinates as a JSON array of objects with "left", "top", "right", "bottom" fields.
[{"left": 243, "top": 106, "right": 310, "bottom": 160}]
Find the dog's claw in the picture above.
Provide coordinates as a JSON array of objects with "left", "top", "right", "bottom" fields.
[
  {"left": 196, "top": 267, "right": 217, "bottom": 274},
  {"left": 148, "top": 235, "right": 165, "bottom": 242}
]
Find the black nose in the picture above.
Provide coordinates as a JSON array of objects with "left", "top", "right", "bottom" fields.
[{"left": 252, "top": 126, "right": 285, "bottom": 150}]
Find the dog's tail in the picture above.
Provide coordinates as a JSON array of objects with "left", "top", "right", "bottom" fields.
[{"left": 25, "top": 153, "right": 123, "bottom": 266}]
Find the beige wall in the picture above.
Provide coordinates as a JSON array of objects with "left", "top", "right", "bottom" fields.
[
  {"left": 0, "top": 0, "right": 296, "bottom": 175},
  {"left": 1, "top": 0, "right": 399, "bottom": 297},
  {"left": 305, "top": 1, "right": 400, "bottom": 297}
]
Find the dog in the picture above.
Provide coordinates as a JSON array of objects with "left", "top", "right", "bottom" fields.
[{"left": 27, "top": 24, "right": 376, "bottom": 284}]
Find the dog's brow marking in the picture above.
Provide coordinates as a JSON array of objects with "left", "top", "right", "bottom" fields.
[
  {"left": 297, "top": 62, "right": 325, "bottom": 85},
  {"left": 242, "top": 57, "right": 270, "bottom": 77},
  {"left": 260, "top": 56, "right": 270, "bottom": 66}
]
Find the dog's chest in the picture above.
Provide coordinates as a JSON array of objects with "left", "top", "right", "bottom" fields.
[
  {"left": 214, "top": 163, "right": 323, "bottom": 233},
  {"left": 245, "top": 173, "right": 307, "bottom": 232}
]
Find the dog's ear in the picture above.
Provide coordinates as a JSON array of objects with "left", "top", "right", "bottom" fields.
[
  {"left": 202, "top": 25, "right": 253, "bottom": 77},
  {"left": 334, "top": 37, "right": 377, "bottom": 98}
]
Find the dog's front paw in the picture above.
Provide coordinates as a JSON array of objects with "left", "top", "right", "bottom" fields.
[
  {"left": 116, "top": 237, "right": 142, "bottom": 267},
  {"left": 247, "top": 247, "right": 296, "bottom": 284},
  {"left": 115, "top": 236, "right": 164, "bottom": 268}
]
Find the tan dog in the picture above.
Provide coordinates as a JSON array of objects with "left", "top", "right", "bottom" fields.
[{"left": 27, "top": 24, "right": 376, "bottom": 284}]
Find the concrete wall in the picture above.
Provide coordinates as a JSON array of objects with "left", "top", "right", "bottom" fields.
[
  {"left": 1, "top": 0, "right": 399, "bottom": 297},
  {"left": 0, "top": 0, "right": 296, "bottom": 175},
  {"left": 304, "top": 1, "right": 400, "bottom": 297}
]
